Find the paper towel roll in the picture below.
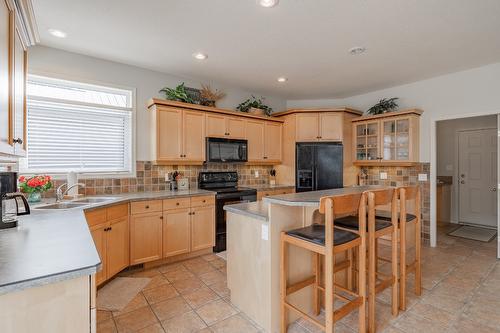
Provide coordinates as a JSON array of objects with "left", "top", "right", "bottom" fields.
[{"left": 67, "top": 172, "right": 78, "bottom": 196}]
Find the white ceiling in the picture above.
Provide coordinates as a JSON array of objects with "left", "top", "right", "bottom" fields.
[{"left": 33, "top": 0, "right": 500, "bottom": 99}]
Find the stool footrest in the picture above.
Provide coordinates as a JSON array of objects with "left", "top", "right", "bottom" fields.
[{"left": 286, "top": 276, "right": 316, "bottom": 296}]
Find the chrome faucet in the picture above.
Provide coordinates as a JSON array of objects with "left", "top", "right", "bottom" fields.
[{"left": 56, "top": 183, "right": 86, "bottom": 202}]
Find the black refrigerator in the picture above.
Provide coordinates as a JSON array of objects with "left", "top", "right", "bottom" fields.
[{"left": 295, "top": 142, "right": 343, "bottom": 192}]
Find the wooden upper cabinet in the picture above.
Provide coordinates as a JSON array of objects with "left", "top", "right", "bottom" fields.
[
  {"left": 157, "top": 108, "right": 183, "bottom": 161},
  {"left": 0, "top": 3, "right": 13, "bottom": 155},
  {"left": 264, "top": 122, "right": 282, "bottom": 162},
  {"left": 319, "top": 113, "right": 342, "bottom": 141},
  {"left": 352, "top": 110, "right": 422, "bottom": 166},
  {"left": 295, "top": 113, "right": 343, "bottom": 142},
  {"left": 156, "top": 107, "right": 205, "bottom": 163},
  {"left": 206, "top": 114, "right": 245, "bottom": 139},
  {"left": 227, "top": 117, "right": 245, "bottom": 139},
  {"left": 12, "top": 24, "right": 26, "bottom": 156},
  {"left": 296, "top": 114, "right": 319, "bottom": 141},
  {"left": 106, "top": 217, "right": 129, "bottom": 277},
  {"left": 246, "top": 120, "right": 265, "bottom": 161},
  {"left": 206, "top": 114, "right": 227, "bottom": 137},
  {"left": 183, "top": 110, "right": 205, "bottom": 161}
]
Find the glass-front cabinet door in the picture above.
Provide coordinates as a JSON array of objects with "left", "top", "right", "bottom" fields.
[
  {"left": 355, "top": 122, "right": 379, "bottom": 161},
  {"left": 382, "top": 117, "right": 410, "bottom": 161}
]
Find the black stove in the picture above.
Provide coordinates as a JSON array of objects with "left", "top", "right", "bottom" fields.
[{"left": 198, "top": 171, "right": 257, "bottom": 252}]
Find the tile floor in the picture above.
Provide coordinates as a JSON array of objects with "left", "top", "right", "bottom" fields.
[{"left": 98, "top": 224, "right": 500, "bottom": 333}]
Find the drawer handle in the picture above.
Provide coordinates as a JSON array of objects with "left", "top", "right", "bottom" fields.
[
  {"left": 202, "top": 200, "right": 206, "bottom": 203},
  {"left": 145, "top": 205, "right": 150, "bottom": 209},
  {"left": 176, "top": 202, "right": 180, "bottom": 205}
]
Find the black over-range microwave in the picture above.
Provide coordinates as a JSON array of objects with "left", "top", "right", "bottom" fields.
[{"left": 206, "top": 137, "right": 248, "bottom": 163}]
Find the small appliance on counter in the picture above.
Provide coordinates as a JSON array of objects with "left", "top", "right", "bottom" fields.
[
  {"left": 0, "top": 172, "right": 30, "bottom": 230},
  {"left": 198, "top": 171, "right": 256, "bottom": 252}
]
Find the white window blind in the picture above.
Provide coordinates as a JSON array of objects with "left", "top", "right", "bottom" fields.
[{"left": 23, "top": 76, "right": 133, "bottom": 174}]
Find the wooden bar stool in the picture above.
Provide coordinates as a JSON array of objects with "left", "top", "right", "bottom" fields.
[
  {"left": 376, "top": 186, "right": 422, "bottom": 310},
  {"left": 280, "top": 192, "right": 367, "bottom": 333},
  {"left": 335, "top": 188, "right": 399, "bottom": 333}
]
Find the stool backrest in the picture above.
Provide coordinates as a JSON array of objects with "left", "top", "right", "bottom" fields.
[
  {"left": 319, "top": 192, "right": 367, "bottom": 248},
  {"left": 365, "top": 188, "right": 398, "bottom": 231},
  {"left": 398, "top": 186, "right": 421, "bottom": 222}
]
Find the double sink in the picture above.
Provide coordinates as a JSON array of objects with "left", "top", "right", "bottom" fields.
[{"left": 35, "top": 197, "right": 120, "bottom": 210}]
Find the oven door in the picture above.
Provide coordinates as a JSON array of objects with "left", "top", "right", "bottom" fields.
[
  {"left": 206, "top": 138, "right": 248, "bottom": 163},
  {"left": 214, "top": 193, "right": 256, "bottom": 252}
]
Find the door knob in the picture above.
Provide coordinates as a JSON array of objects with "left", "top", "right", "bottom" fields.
[
  {"left": 493, "top": 188, "right": 497, "bottom": 192},
  {"left": 460, "top": 174, "right": 465, "bottom": 178},
  {"left": 460, "top": 180, "right": 465, "bottom": 184}
]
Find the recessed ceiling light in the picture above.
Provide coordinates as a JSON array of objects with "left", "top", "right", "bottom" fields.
[
  {"left": 48, "top": 29, "right": 67, "bottom": 38},
  {"left": 193, "top": 52, "right": 208, "bottom": 60},
  {"left": 258, "top": 0, "right": 279, "bottom": 8},
  {"left": 348, "top": 46, "right": 366, "bottom": 55},
  {"left": 277, "top": 77, "right": 288, "bottom": 83}
]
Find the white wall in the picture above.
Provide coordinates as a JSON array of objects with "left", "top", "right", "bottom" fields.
[
  {"left": 437, "top": 115, "right": 497, "bottom": 222},
  {"left": 28, "top": 46, "right": 287, "bottom": 161},
  {"left": 287, "top": 62, "right": 500, "bottom": 162}
]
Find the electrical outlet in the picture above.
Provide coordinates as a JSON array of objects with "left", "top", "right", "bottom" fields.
[
  {"left": 165, "top": 173, "right": 170, "bottom": 181},
  {"left": 380, "top": 172, "right": 388, "bottom": 180},
  {"left": 418, "top": 173, "right": 428, "bottom": 182},
  {"left": 255, "top": 170, "right": 259, "bottom": 178}
]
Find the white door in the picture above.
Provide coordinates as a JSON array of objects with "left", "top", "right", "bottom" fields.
[{"left": 458, "top": 129, "right": 497, "bottom": 227}]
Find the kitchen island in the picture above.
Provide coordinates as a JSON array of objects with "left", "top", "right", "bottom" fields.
[{"left": 225, "top": 186, "right": 386, "bottom": 333}]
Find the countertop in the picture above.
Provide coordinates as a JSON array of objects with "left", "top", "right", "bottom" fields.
[
  {"left": 246, "top": 184, "right": 295, "bottom": 191},
  {"left": 224, "top": 201, "right": 269, "bottom": 222},
  {"left": 0, "top": 189, "right": 214, "bottom": 295},
  {"left": 263, "top": 185, "right": 389, "bottom": 207}
]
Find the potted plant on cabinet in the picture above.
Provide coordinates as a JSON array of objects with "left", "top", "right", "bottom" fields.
[
  {"left": 200, "top": 84, "right": 226, "bottom": 107},
  {"left": 159, "top": 82, "right": 195, "bottom": 104},
  {"left": 236, "top": 95, "right": 273, "bottom": 116}
]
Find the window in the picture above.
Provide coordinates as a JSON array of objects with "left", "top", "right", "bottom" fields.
[{"left": 22, "top": 75, "right": 134, "bottom": 175}]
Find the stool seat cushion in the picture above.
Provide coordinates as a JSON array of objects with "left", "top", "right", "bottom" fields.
[
  {"left": 286, "top": 224, "right": 359, "bottom": 246},
  {"left": 335, "top": 215, "right": 392, "bottom": 231},
  {"left": 375, "top": 210, "right": 417, "bottom": 222}
]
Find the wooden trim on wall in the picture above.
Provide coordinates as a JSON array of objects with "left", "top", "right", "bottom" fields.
[
  {"left": 351, "top": 109, "right": 423, "bottom": 122},
  {"left": 148, "top": 98, "right": 284, "bottom": 123},
  {"left": 272, "top": 107, "right": 363, "bottom": 117}
]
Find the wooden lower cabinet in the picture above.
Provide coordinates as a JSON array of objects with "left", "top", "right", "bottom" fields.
[
  {"left": 163, "top": 208, "right": 191, "bottom": 257},
  {"left": 90, "top": 225, "right": 107, "bottom": 286},
  {"left": 130, "top": 212, "right": 163, "bottom": 265},
  {"left": 257, "top": 188, "right": 295, "bottom": 201},
  {"left": 106, "top": 217, "right": 129, "bottom": 277},
  {"left": 191, "top": 205, "right": 215, "bottom": 251}
]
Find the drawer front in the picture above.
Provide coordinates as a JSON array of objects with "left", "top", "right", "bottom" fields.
[
  {"left": 163, "top": 197, "right": 191, "bottom": 210},
  {"left": 107, "top": 203, "right": 129, "bottom": 221},
  {"left": 85, "top": 208, "right": 107, "bottom": 227},
  {"left": 130, "top": 200, "right": 163, "bottom": 214},
  {"left": 190, "top": 195, "right": 215, "bottom": 207}
]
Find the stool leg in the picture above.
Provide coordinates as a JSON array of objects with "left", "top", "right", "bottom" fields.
[
  {"left": 368, "top": 231, "right": 376, "bottom": 333},
  {"left": 358, "top": 243, "right": 367, "bottom": 333},
  {"left": 415, "top": 219, "right": 422, "bottom": 296},
  {"left": 347, "top": 248, "right": 353, "bottom": 291},
  {"left": 391, "top": 226, "right": 399, "bottom": 316},
  {"left": 313, "top": 252, "right": 321, "bottom": 315},
  {"left": 399, "top": 223, "right": 407, "bottom": 311},
  {"left": 325, "top": 248, "right": 334, "bottom": 332},
  {"left": 280, "top": 234, "right": 288, "bottom": 333}
]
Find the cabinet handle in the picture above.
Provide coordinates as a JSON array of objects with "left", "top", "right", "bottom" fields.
[
  {"left": 176, "top": 202, "right": 180, "bottom": 205},
  {"left": 263, "top": 156, "right": 268, "bottom": 159},
  {"left": 160, "top": 216, "right": 163, "bottom": 219},
  {"left": 13, "top": 138, "right": 23, "bottom": 144},
  {"left": 109, "top": 227, "right": 112, "bottom": 231},
  {"left": 145, "top": 205, "right": 150, "bottom": 209},
  {"left": 202, "top": 200, "right": 206, "bottom": 203}
]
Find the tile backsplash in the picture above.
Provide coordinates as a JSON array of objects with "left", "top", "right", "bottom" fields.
[
  {"left": 35, "top": 161, "right": 274, "bottom": 198},
  {"left": 360, "top": 163, "right": 431, "bottom": 242}
]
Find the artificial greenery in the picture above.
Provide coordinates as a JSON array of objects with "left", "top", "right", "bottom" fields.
[
  {"left": 366, "top": 97, "right": 399, "bottom": 115},
  {"left": 236, "top": 95, "right": 273, "bottom": 116},
  {"left": 159, "top": 82, "right": 194, "bottom": 103}
]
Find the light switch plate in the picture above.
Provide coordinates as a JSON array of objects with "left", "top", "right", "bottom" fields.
[
  {"left": 255, "top": 170, "right": 259, "bottom": 178},
  {"left": 261, "top": 224, "right": 269, "bottom": 240},
  {"left": 380, "top": 172, "right": 388, "bottom": 180},
  {"left": 418, "top": 173, "right": 428, "bottom": 182}
]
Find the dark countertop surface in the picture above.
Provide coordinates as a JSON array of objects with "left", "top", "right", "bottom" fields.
[{"left": 0, "top": 189, "right": 214, "bottom": 295}]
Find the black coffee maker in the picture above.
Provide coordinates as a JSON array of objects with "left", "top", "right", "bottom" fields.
[{"left": 0, "top": 172, "right": 30, "bottom": 230}]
